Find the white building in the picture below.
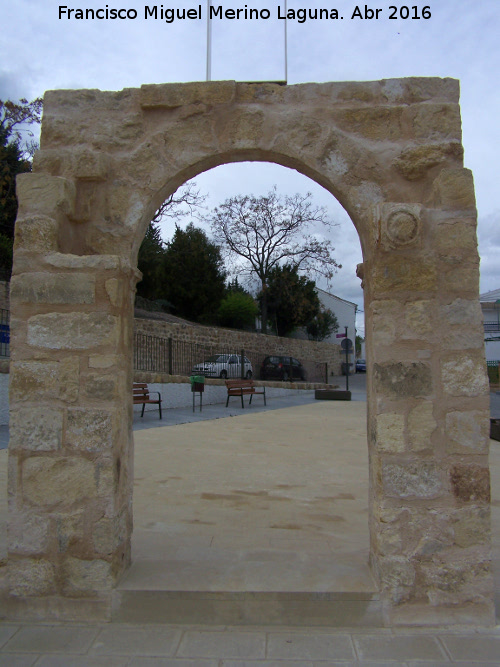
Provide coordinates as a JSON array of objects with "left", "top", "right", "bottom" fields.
[
  {"left": 480, "top": 288, "right": 500, "bottom": 363},
  {"left": 291, "top": 288, "right": 358, "bottom": 368}
]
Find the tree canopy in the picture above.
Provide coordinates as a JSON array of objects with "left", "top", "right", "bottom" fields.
[
  {"left": 306, "top": 309, "right": 339, "bottom": 341},
  {"left": 161, "top": 223, "right": 227, "bottom": 323},
  {"left": 0, "top": 97, "right": 42, "bottom": 280},
  {"left": 207, "top": 187, "right": 340, "bottom": 332},
  {"left": 262, "top": 264, "right": 321, "bottom": 337}
]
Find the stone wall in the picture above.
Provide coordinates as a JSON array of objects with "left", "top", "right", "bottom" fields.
[{"left": 134, "top": 316, "right": 343, "bottom": 378}]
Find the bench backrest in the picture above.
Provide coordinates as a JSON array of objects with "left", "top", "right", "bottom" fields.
[
  {"left": 225, "top": 379, "right": 254, "bottom": 389},
  {"left": 133, "top": 383, "right": 150, "bottom": 400}
]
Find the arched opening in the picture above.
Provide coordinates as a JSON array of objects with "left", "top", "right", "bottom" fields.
[{"left": 123, "top": 160, "right": 373, "bottom": 616}]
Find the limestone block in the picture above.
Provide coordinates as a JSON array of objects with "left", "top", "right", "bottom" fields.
[
  {"left": 382, "top": 461, "right": 442, "bottom": 499},
  {"left": 377, "top": 555, "right": 415, "bottom": 604},
  {"left": 375, "top": 413, "right": 405, "bottom": 453},
  {"left": 410, "top": 103, "right": 462, "bottom": 140},
  {"left": 450, "top": 464, "right": 490, "bottom": 503},
  {"left": 442, "top": 298, "right": 482, "bottom": 325},
  {"left": 56, "top": 511, "right": 85, "bottom": 553},
  {"left": 95, "top": 460, "right": 114, "bottom": 499},
  {"left": 408, "top": 402, "right": 436, "bottom": 452},
  {"left": 27, "top": 312, "right": 118, "bottom": 350},
  {"left": 44, "top": 253, "right": 123, "bottom": 271},
  {"left": 370, "top": 299, "right": 398, "bottom": 346},
  {"left": 372, "top": 203, "right": 422, "bottom": 251},
  {"left": 435, "top": 219, "right": 478, "bottom": 253},
  {"left": 235, "top": 82, "right": 287, "bottom": 103},
  {"left": 431, "top": 168, "right": 476, "bottom": 209},
  {"left": 83, "top": 373, "right": 119, "bottom": 401},
  {"left": 22, "top": 457, "right": 98, "bottom": 509},
  {"left": 419, "top": 557, "right": 493, "bottom": 606},
  {"left": 372, "top": 257, "right": 437, "bottom": 293},
  {"left": 393, "top": 142, "right": 463, "bottom": 181},
  {"left": 8, "top": 511, "right": 51, "bottom": 554},
  {"left": 74, "top": 150, "right": 108, "bottom": 181},
  {"left": 9, "top": 558, "right": 56, "bottom": 596},
  {"left": 374, "top": 362, "right": 432, "bottom": 398},
  {"left": 220, "top": 108, "right": 265, "bottom": 149},
  {"left": 441, "top": 353, "right": 489, "bottom": 397},
  {"left": 445, "top": 410, "right": 489, "bottom": 454},
  {"left": 93, "top": 517, "right": 115, "bottom": 555},
  {"left": 61, "top": 556, "right": 113, "bottom": 595},
  {"left": 452, "top": 507, "right": 490, "bottom": 548},
  {"left": 66, "top": 408, "right": 113, "bottom": 453},
  {"left": 10, "top": 406, "right": 63, "bottom": 451},
  {"left": 10, "top": 358, "right": 79, "bottom": 403},
  {"left": 140, "top": 81, "right": 235, "bottom": 108},
  {"left": 439, "top": 259, "right": 479, "bottom": 295},
  {"left": 105, "top": 278, "right": 120, "bottom": 306},
  {"left": 402, "top": 300, "right": 433, "bottom": 339},
  {"left": 16, "top": 173, "right": 75, "bottom": 219},
  {"left": 89, "top": 354, "right": 120, "bottom": 369},
  {"left": 11, "top": 273, "right": 95, "bottom": 305},
  {"left": 332, "top": 106, "right": 404, "bottom": 141},
  {"left": 13, "top": 215, "right": 59, "bottom": 253}
]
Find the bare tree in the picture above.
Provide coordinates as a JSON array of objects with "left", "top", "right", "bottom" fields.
[
  {"left": 207, "top": 187, "right": 341, "bottom": 333},
  {"left": 152, "top": 181, "right": 207, "bottom": 225}
]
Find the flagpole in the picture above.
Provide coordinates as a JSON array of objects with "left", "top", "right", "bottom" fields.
[
  {"left": 284, "top": 0, "right": 288, "bottom": 82},
  {"left": 206, "top": 0, "right": 212, "bottom": 81}
]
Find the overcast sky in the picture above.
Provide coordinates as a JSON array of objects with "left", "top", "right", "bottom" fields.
[{"left": 2, "top": 0, "right": 499, "bottom": 335}]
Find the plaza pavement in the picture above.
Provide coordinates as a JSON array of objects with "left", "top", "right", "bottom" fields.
[{"left": 0, "top": 376, "right": 499, "bottom": 664}]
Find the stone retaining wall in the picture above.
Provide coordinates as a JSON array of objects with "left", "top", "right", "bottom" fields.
[{"left": 134, "top": 317, "right": 343, "bottom": 378}]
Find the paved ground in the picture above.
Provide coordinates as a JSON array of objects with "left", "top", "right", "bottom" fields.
[{"left": 0, "top": 374, "right": 500, "bottom": 664}]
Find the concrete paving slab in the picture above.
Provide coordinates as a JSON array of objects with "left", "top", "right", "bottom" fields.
[
  {"left": 439, "top": 633, "right": 500, "bottom": 661},
  {"left": 35, "top": 657, "right": 129, "bottom": 667},
  {"left": 3, "top": 625, "right": 99, "bottom": 654},
  {"left": 177, "top": 629, "right": 266, "bottom": 658},
  {"left": 266, "top": 631, "right": 355, "bottom": 660},
  {"left": 88, "top": 625, "right": 182, "bottom": 656},
  {"left": 0, "top": 656, "right": 37, "bottom": 667},
  {"left": 353, "top": 634, "right": 447, "bottom": 661}
]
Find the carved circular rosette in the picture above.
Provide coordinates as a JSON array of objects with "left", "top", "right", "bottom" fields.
[{"left": 385, "top": 208, "right": 421, "bottom": 248}]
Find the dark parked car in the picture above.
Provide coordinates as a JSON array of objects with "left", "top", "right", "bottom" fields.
[
  {"left": 260, "top": 355, "right": 306, "bottom": 381},
  {"left": 356, "top": 358, "right": 367, "bottom": 373}
]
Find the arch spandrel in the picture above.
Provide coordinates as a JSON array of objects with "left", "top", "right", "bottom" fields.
[{"left": 8, "top": 78, "right": 494, "bottom": 626}]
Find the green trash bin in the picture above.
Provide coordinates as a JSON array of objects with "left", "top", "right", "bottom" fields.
[{"left": 190, "top": 375, "right": 205, "bottom": 412}]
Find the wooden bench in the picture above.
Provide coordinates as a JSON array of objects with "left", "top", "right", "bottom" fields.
[
  {"left": 133, "top": 382, "right": 162, "bottom": 419},
  {"left": 225, "top": 379, "right": 266, "bottom": 409}
]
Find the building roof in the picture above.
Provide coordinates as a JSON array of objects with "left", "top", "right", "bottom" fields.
[
  {"left": 480, "top": 288, "right": 500, "bottom": 303},
  {"left": 316, "top": 287, "right": 358, "bottom": 309}
]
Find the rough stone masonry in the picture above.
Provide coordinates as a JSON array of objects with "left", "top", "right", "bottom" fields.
[{"left": 6, "top": 78, "right": 493, "bottom": 625}]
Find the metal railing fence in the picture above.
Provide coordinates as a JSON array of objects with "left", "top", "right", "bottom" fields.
[{"left": 134, "top": 332, "right": 328, "bottom": 383}]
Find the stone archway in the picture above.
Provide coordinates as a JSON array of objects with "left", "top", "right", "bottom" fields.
[{"left": 7, "top": 78, "right": 493, "bottom": 625}]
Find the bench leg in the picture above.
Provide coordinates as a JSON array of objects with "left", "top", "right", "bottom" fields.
[
  {"left": 159, "top": 401, "right": 162, "bottom": 420},
  {"left": 141, "top": 403, "right": 145, "bottom": 418},
  {"left": 226, "top": 395, "right": 230, "bottom": 407},
  {"left": 241, "top": 393, "right": 244, "bottom": 408},
  {"left": 249, "top": 394, "right": 253, "bottom": 405},
  {"left": 263, "top": 391, "right": 266, "bottom": 406}
]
